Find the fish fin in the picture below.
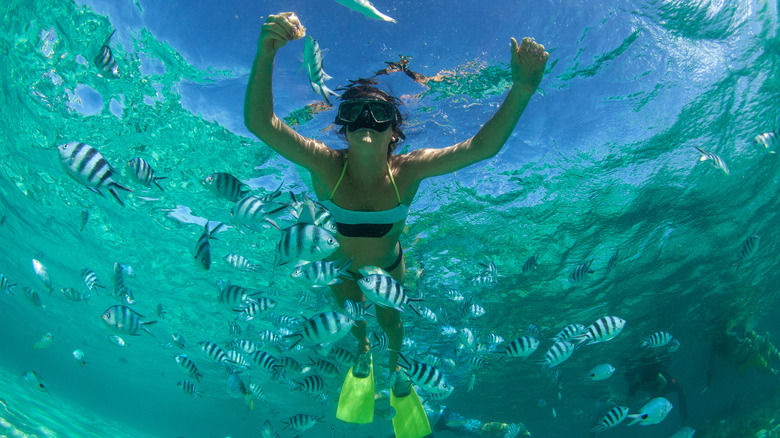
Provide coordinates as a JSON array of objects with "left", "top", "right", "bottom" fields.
[
  {"left": 142, "top": 320, "right": 158, "bottom": 337},
  {"left": 264, "top": 217, "right": 282, "bottom": 231},
  {"left": 107, "top": 187, "right": 126, "bottom": 207},
  {"left": 153, "top": 177, "right": 166, "bottom": 191}
]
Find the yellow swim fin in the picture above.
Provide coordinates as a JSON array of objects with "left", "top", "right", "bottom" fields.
[
  {"left": 336, "top": 355, "right": 375, "bottom": 424},
  {"left": 390, "top": 386, "right": 431, "bottom": 438}
]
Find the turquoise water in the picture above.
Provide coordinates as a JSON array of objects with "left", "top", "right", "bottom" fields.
[{"left": 1, "top": 0, "right": 779, "bottom": 437}]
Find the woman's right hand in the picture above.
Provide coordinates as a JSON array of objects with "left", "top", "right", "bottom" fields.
[{"left": 258, "top": 12, "right": 306, "bottom": 57}]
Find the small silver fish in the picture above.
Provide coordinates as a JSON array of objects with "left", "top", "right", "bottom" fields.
[
  {"left": 72, "top": 349, "right": 87, "bottom": 367},
  {"left": 753, "top": 131, "right": 778, "bottom": 153},
  {"left": 172, "top": 333, "right": 186, "bottom": 349},
  {"left": 101, "top": 305, "right": 157, "bottom": 336},
  {"left": 107, "top": 335, "right": 127, "bottom": 347},
  {"left": 31, "top": 258, "right": 52, "bottom": 296},
  {"left": 22, "top": 370, "right": 48, "bottom": 392},
  {"left": 586, "top": 363, "right": 616, "bottom": 381}
]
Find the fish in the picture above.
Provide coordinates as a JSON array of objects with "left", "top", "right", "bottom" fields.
[
  {"left": 552, "top": 323, "right": 586, "bottom": 343},
  {"left": 667, "top": 339, "right": 681, "bottom": 353},
  {"left": 31, "top": 258, "right": 52, "bottom": 296},
  {"left": 93, "top": 30, "right": 119, "bottom": 77},
  {"left": 504, "top": 423, "right": 524, "bottom": 438},
  {"left": 199, "top": 341, "right": 232, "bottom": 367},
  {"left": 33, "top": 333, "right": 53, "bottom": 349},
  {"left": 217, "top": 284, "right": 257, "bottom": 308},
  {"left": 112, "top": 262, "right": 133, "bottom": 304},
  {"left": 79, "top": 209, "right": 89, "bottom": 231},
  {"left": 291, "top": 259, "right": 353, "bottom": 288},
  {"left": 286, "top": 311, "right": 355, "bottom": 349},
  {"left": 251, "top": 351, "right": 280, "bottom": 373},
  {"left": 204, "top": 172, "right": 248, "bottom": 202},
  {"left": 586, "top": 363, "right": 616, "bottom": 381},
  {"left": 22, "top": 287, "right": 45, "bottom": 309},
  {"left": 445, "top": 288, "right": 465, "bottom": 302},
  {"left": 224, "top": 350, "right": 250, "bottom": 371},
  {"left": 72, "top": 349, "right": 87, "bottom": 367},
  {"left": 155, "top": 303, "right": 166, "bottom": 319},
  {"left": 670, "top": 426, "right": 696, "bottom": 438},
  {"left": 260, "top": 420, "right": 275, "bottom": 438},
  {"left": 694, "top": 146, "right": 729, "bottom": 175},
  {"left": 80, "top": 268, "right": 104, "bottom": 292},
  {"left": 223, "top": 253, "right": 259, "bottom": 272},
  {"left": 226, "top": 372, "right": 249, "bottom": 398},
  {"left": 328, "top": 345, "right": 356, "bottom": 366},
  {"left": 58, "top": 142, "right": 132, "bottom": 206},
  {"left": 606, "top": 249, "right": 620, "bottom": 275},
  {"left": 736, "top": 235, "right": 760, "bottom": 270},
  {"left": 397, "top": 353, "right": 453, "bottom": 394},
  {"left": 574, "top": 316, "right": 626, "bottom": 347},
  {"left": 101, "top": 305, "right": 157, "bottom": 336},
  {"left": 292, "top": 375, "right": 327, "bottom": 395},
  {"left": 536, "top": 399, "right": 547, "bottom": 407},
  {"left": 461, "top": 301, "right": 486, "bottom": 320},
  {"left": 172, "top": 333, "right": 186, "bottom": 349},
  {"left": 626, "top": 397, "right": 673, "bottom": 426},
  {"left": 193, "top": 222, "right": 225, "bottom": 270},
  {"left": 537, "top": 341, "right": 575, "bottom": 369},
  {"left": 753, "top": 131, "right": 777, "bottom": 153},
  {"left": 334, "top": 0, "right": 397, "bottom": 23},
  {"left": 231, "top": 194, "right": 286, "bottom": 230},
  {"left": 641, "top": 331, "right": 673, "bottom": 348},
  {"left": 416, "top": 305, "right": 439, "bottom": 323},
  {"left": 301, "top": 36, "right": 339, "bottom": 104},
  {"left": 267, "top": 215, "right": 339, "bottom": 268},
  {"left": 22, "top": 370, "right": 47, "bottom": 392},
  {"left": 526, "top": 324, "right": 542, "bottom": 340},
  {"left": 286, "top": 194, "right": 338, "bottom": 234},
  {"left": 307, "top": 358, "right": 340, "bottom": 379},
  {"left": 126, "top": 158, "right": 165, "bottom": 191},
  {"left": 522, "top": 254, "right": 539, "bottom": 274},
  {"left": 174, "top": 355, "right": 203, "bottom": 382},
  {"left": 358, "top": 272, "right": 422, "bottom": 313},
  {"left": 0, "top": 273, "right": 16, "bottom": 295},
  {"left": 61, "top": 287, "right": 90, "bottom": 303},
  {"left": 343, "top": 298, "right": 371, "bottom": 321},
  {"left": 591, "top": 406, "right": 629, "bottom": 432},
  {"left": 235, "top": 297, "right": 278, "bottom": 321},
  {"left": 570, "top": 260, "right": 594, "bottom": 283},
  {"left": 485, "top": 333, "right": 504, "bottom": 346},
  {"left": 107, "top": 335, "right": 127, "bottom": 347},
  {"left": 177, "top": 380, "right": 203, "bottom": 397},
  {"left": 282, "top": 414, "right": 322, "bottom": 433}
]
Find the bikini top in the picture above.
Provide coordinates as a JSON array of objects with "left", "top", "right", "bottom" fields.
[{"left": 320, "top": 154, "right": 409, "bottom": 238}]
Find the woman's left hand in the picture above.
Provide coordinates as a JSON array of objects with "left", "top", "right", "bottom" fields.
[{"left": 510, "top": 37, "right": 549, "bottom": 94}]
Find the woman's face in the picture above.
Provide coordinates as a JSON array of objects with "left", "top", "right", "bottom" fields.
[{"left": 345, "top": 123, "right": 394, "bottom": 150}]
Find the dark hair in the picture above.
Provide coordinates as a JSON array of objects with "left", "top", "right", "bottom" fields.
[{"left": 335, "top": 79, "right": 405, "bottom": 154}]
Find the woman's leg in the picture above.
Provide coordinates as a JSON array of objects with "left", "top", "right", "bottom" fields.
[{"left": 330, "top": 279, "right": 370, "bottom": 355}]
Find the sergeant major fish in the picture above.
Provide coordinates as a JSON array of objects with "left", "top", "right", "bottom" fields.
[
  {"left": 0, "top": 272, "right": 16, "bottom": 295},
  {"left": 591, "top": 406, "right": 629, "bottom": 432},
  {"left": 291, "top": 259, "right": 353, "bottom": 288},
  {"left": 204, "top": 172, "right": 248, "bottom": 202},
  {"left": 694, "top": 146, "right": 730, "bottom": 175},
  {"left": 267, "top": 217, "right": 339, "bottom": 268},
  {"left": 570, "top": 260, "right": 594, "bottom": 283},
  {"left": 753, "top": 131, "right": 777, "bottom": 153},
  {"left": 334, "top": 0, "right": 397, "bottom": 23},
  {"left": 101, "top": 305, "right": 157, "bottom": 336},
  {"left": 193, "top": 222, "right": 225, "bottom": 270},
  {"left": 301, "top": 36, "right": 339, "bottom": 104},
  {"left": 58, "top": 142, "right": 132, "bottom": 206},
  {"left": 126, "top": 157, "right": 165, "bottom": 191},
  {"left": 286, "top": 311, "right": 354, "bottom": 349},
  {"left": 641, "top": 331, "right": 673, "bottom": 348},
  {"left": 574, "top": 316, "right": 626, "bottom": 347},
  {"left": 94, "top": 30, "right": 119, "bottom": 77},
  {"left": 736, "top": 235, "right": 759, "bottom": 271},
  {"left": 81, "top": 268, "right": 104, "bottom": 292},
  {"left": 358, "top": 272, "right": 422, "bottom": 313}
]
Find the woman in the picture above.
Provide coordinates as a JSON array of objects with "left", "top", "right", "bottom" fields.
[{"left": 244, "top": 12, "right": 548, "bottom": 435}]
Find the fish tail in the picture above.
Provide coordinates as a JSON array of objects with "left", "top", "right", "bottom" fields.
[
  {"left": 142, "top": 320, "right": 158, "bottom": 337},
  {"left": 625, "top": 414, "right": 642, "bottom": 426},
  {"left": 152, "top": 177, "right": 166, "bottom": 191}
]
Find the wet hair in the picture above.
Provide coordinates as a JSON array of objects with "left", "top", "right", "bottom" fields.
[{"left": 335, "top": 79, "right": 405, "bottom": 154}]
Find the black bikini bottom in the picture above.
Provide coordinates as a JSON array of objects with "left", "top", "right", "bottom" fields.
[{"left": 347, "top": 243, "right": 403, "bottom": 278}]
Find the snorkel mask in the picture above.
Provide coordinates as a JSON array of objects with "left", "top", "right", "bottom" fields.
[{"left": 335, "top": 99, "right": 398, "bottom": 132}]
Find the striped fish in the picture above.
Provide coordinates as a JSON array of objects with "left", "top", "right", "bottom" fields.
[
  {"left": 203, "top": 172, "right": 248, "bottom": 202},
  {"left": 667, "top": 339, "right": 681, "bottom": 353},
  {"left": 23, "top": 287, "right": 44, "bottom": 309},
  {"left": 269, "top": 221, "right": 339, "bottom": 268},
  {"left": 31, "top": 259, "right": 52, "bottom": 296},
  {"left": 522, "top": 254, "right": 539, "bottom": 274},
  {"left": 606, "top": 249, "right": 620, "bottom": 275},
  {"left": 641, "top": 331, "right": 673, "bottom": 348},
  {"left": 485, "top": 333, "right": 504, "bottom": 346},
  {"left": 695, "top": 146, "right": 730, "bottom": 175},
  {"left": 397, "top": 353, "right": 453, "bottom": 394},
  {"left": 277, "top": 356, "right": 303, "bottom": 374},
  {"left": 101, "top": 305, "right": 156, "bottom": 336},
  {"left": 223, "top": 253, "right": 259, "bottom": 272},
  {"left": 291, "top": 259, "right": 353, "bottom": 288},
  {"left": 736, "top": 235, "right": 760, "bottom": 271},
  {"left": 496, "top": 336, "right": 539, "bottom": 362},
  {"left": 225, "top": 350, "right": 251, "bottom": 370},
  {"left": 328, "top": 345, "right": 356, "bottom": 366},
  {"left": 93, "top": 30, "right": 119, "bottom": 77},
  {"left": 251, "top": 350, "right": 280, "bottom": 373},
  {"left": 193, "top": 222, "right": 224, "bottom": 270},
  {"left": 57, "top": 142, "right": 132, "bottom": 206},
  {"left": 177, "top": 380, "right": 203, "bottom": 397},
  {"left": 235, "top": 297, "right": 278, "bottom": 321},
  {"left": 231, "top": 195, "right": 286, "bottom": 230},
  {"left": 61, "top": 287, "right": 90, "bottom": 303},
  {"left": 754, "top": 131, "right": 778, "bottom": 153},
  {"left": 174, "top": 355, "right": 203, "bottom": 382},
  {"left": 287, "top": 195, "right": 338, "bottom": 235},
  {"left": 0, "top": 273, "right": 16, "bottom": 295},
  {"left": 570, "top": 260, "right": 594, "bottom": 283},
  {"left": 307, "top": 358, "right": 340, "bottom": 379},
  {"left": 80, "top": 268, "right": 104, "bottom": 292},
  {"left": 112, "top": 262, "right": 133, "bottom": 304},
  {"left": 445, "top": 289, "right": 465, "bottom": 302},
  {"left": 282, "top": 414, "right": 322, "bottom": 433},
  {"left": 172, "top": 333, "right": 186, "bottom": 349},
  {"left": 537, "top": 341, "right": 575, "bottom": 369},
  {"left": 591, "top": 406, "right": 629, "bottom": 432},
  {"left": 126, "top": 158, "right": 165, "bottom": 191},
  {"left": 231, "top": 339, "right": 257, "bottom": 354},
  {"left": 416, "top": 305, "right": 438, "bottom": 323},
  {"left": 461, "top": 300, "right": 485, "bottom": 320},
  {"left": 343, "top": 299, "right": 371, "bottom": 321},
  {"left": 292, "top": 374, "right": 327, "bottom": 394},
  {"left": 526, "top": 324, "right": 541, "bottom": 340},
  {"left": 301, "top": 36, "right": 339, "bottom": 104},
  {"left": 574, "top": 316, "right": 626, "bottom": 347},
  {"left": 287, "top": 311, "right": 354, "bottom": 349},
  {"left": 552, "top": 323, "right": 586, "bottom": 343},
  {"left": 250, "top": 383, "right": 267, "bottom": 403},
  {"left": 198, "top": 341, "right": 232, "bottom": 367},
  {"left": 358, "top": 273, "right": 422, "bottom": 313},
  {"left": 217, "top": 284, "right": 255, "bottom": 308}
]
